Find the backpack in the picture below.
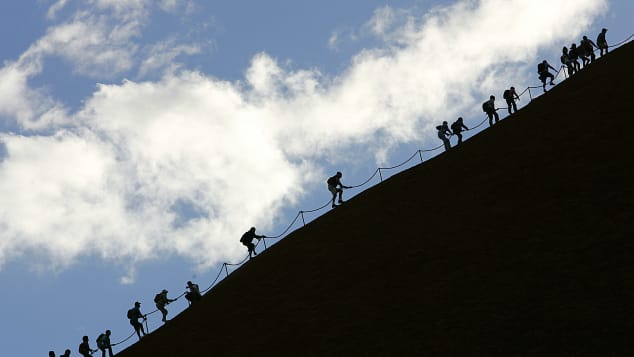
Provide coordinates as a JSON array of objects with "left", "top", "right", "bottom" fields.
[
  {"left": 503, "top": 89, "right": 511, "bottom": 100},
  {"left": 96, "top": 334, "right": 107, "bottom": 349},
  {"left": 326, "top": 176, "right": 336, "bottom": 186},
  {"left": 78, "top": 342, "right": 89, "bottom": 354},
  {"left": 482, "top": 101, "right": 490, "bottom": 112},
  {"left": 450, "top": 122, "right": 459, "bottom": 132},
  {"left": 154, "top": 293, "right": 162, "bottom": 304},
  {"left": 537, "top": 62, "right": 545, "bottom": 73},
  {"left": 436, "top": 125, "right": 443, "bottom": 130},
  {"left": 127, "top": 308, "right": 135, "bottom": 319}
]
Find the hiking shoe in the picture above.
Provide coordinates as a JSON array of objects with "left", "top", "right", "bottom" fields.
[{"left": 338, "top": 200, "right": 345, "bottom": 204}]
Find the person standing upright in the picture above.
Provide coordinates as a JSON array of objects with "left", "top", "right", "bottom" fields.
[
  {"left": 503, "top": 87, "right": 520, "bottom": 114},
  {"left": 482, "top": 95, "right": 499, "bottom": 126},
  {"left": 127, "top": 301, "right": 146, "bottom": 340},
  {"left": 436, "top": 121, "right": 452, "bottom": 151},
  {"left": 597, "top": 28, "right": 608, "bottom": 57}
]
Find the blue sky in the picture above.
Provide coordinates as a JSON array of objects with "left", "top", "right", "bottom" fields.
[{"left": 0, "top": 0, "right": 631, "bottom": 355}]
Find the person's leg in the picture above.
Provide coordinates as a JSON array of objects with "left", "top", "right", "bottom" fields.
[
  {"left": 108, "top": 346, "right": 114, "bottom": 357},
  {"left": 512, "top": 100, "right": 517, "bottom": 113},
  {"left": 457, "top": 133, "right": 462, "bottom": 145},
  {"left": 337, "top": 188, "right": 344, "bottom": 203},
  {"left": 487, "top": 112, "right": 493, "bottom": 126},
  {"left": 328, "top": 185, "right": 337, "bottom": 207},
  {"left": 506, "top": 100, "right": 512, "bottom": 115},
  {"left": 493, "top": 111, "right": 499, "bottom": 123}
]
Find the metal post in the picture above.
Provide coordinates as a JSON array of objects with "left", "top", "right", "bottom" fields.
[
  {"left": 528, "top": 87, "right": 533, "bottom": 101},
  {"left": 418, "top": 150, "right": 423, "bottom": 162},
  {"left": 223, "top": 263, "right": 229, "bottom": 277},
  {"left": 300, "top": 211, "right": 306, "bottom": 226},
  {"left": 378, "top": 168, "right": 383, "bottom": 182},
  {"left": 262, "top": 237, "right": 267, "bottom": 249}
]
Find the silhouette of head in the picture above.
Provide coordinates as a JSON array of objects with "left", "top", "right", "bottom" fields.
[
  {"left": 106, "top": 330, "right": 111, "bottom": 336},
  {"left": 135, "top": 301, "right": 141, "bottom": 307},
  {"left": 64, "top": 350, "right": 71, "bottom": 356},
  {"left": 542, "top": 60, "right": 547, "bottom": 64},
  {"left": 457, "top": 117, "right": 463, "bottom": 122},
  {"left": 187, "top": 281, "right": 193, "bottom": 286},
  {"left": 443, "top": 121, "right": 447, "bottom": 125},
  {"left": 49, "top": 351, "right": 55, "bottom": 357},
  {"left": 602, "top": 28, "right": 607, "bottom": 32},
  {"left": 490, "top": 95, "right": 495, "bottom": 100},
  {"left": 83, "top": 336, "right": 89, "bottom": 342},
  {"left": 583, "top": 36, "right": 588, "bottom": 40},
  {"left": 336, "top": 171, "right": 342, "bottom": 177},
  {"left": 250, "top": 227, "right": 256, "bottom": 232},
  {"left": 162, "top": 289, "right": 168, "bottom": 294}
]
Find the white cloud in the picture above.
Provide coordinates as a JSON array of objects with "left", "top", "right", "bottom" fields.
[
  {"left": 0, "top": 0, "right": 608, "bottom": 276},
  {"left": 138, "top": 39, "right": 201, "bottom": 77},
  {"left": 47, "top": 0, "right": 70, "bottom": 19}
]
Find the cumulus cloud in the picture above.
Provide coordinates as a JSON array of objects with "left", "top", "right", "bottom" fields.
[{"left": 0, "top": 0, "right": 608, "bottom": 276}]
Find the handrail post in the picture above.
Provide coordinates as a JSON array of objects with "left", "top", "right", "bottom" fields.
[
  {"left": 418, "top": 150, "right": 423, "bottom": 162},
  {"left": 300, "top": 211, "right": 306, "bottom": 226},
  {"left": 528, "top": 87, "right": 533, "bottom": 101},
  {"left": 223, "top": 263, "right": 229, "bottom": 277},
  {"left": 378, "top": 168, "right": 383, "bottom": 182},
  {"left": 262, "top": 237, "right": 267, "bottom": 249}
]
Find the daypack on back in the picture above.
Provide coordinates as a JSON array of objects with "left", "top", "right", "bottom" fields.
[
  {"left": 482, "top": 101, "right": 489, "bottom": 112},
  {"left": 450, "top": 122, "right": 459, "bottom": 132},
  {"left": 78, "top": 342, "right": 89, "bottom": 355},
  {"left": 436, "top": 125, "right": 443, "bottom": 130},
  {"left": 127, "top": 308, "right": 135, "bottom": 319},
  {"left": 503, "top": 89, "right": 511, "bottom": 100},
  {"left": 537, "top": 62, "right": 546, "bottom": 73},
  {"left": 154, "top": 293, "right": 162, "bottom": 304},
  {"left": 96, "top": 334, "right": 107, "bottom": 349}
]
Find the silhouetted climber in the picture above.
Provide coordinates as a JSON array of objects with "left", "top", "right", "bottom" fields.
[
  {"left": 185, "top": 281, "right": 202, "bottom": 305},
  {"left": 61, "top": 349, "right": 71, "bottom": 357},
  {"left": 240, "top": 227, "right": 266, "bottom": 258},
  {"left": 597, "top": 28, "right": 608, "bottom": 56},
  {"left": 503, "top": 86, "right": 520, "bottom": 114},
  {"left": 537, "top": 60, "right": 556, "bottom": 92},
  {"left": 78, "top": 336, "right": 95, "bottom": 357},
  {"left": 127, "top": 301, "right": 146, "bottom": 340},
  {"left": 482, "top": 95, "right": 499, "bottom": 126},
  {"left": 436, "top": 121, "right": 452, "bottom": 151},
  {"left": 450, "top": 117, "right": 469, "bottom": 145},
  {"left": 154, "top": 289, "right": 176, "bottom": 323},
  {"left": 580, "top": 35, "right": 597, "bottom": 64},
  {"left": 327, "top": 171, "right": 351, "bottom": 208},
  {"left": 96, "top": 330, "right": 113, "bottom": 357},
  {"left": 49, "top": 351, "right": 56, "bottom": 357},
  {"left": 561, "top": 47, "right": 576, "bottom": 77},
  {"left": 569, "top": 43, "right": 581, "bottom": 72}
]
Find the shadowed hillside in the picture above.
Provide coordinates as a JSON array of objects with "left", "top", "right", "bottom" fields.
[{"left": 118, "top": 42, "right": 634, "bottom": 356}]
